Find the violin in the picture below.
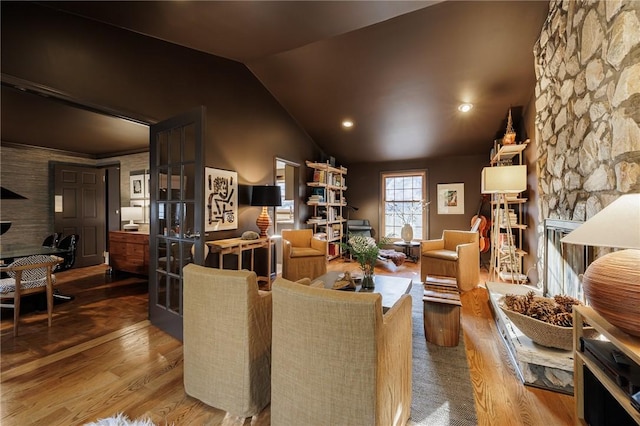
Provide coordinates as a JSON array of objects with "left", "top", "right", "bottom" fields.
[{"left": 471, "top": 196, "right": 490, "bottom": 253}]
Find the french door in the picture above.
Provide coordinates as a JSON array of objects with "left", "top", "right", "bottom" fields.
[{"left": 149, "top": 107, "right": 205, "bottom": 340}]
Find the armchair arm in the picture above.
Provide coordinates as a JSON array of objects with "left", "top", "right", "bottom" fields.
[
  {"left": 283, "top": 238, "right": 292, "bottom": 258},
  {"left": 421, "top": 238, "right": 444, "bottom": 254},
  {"left": 310, "top": 237, "right": 327, "bottom": 253},
  {"left": 456, "top": 241, "right": 480, "bottom": 290},
  {"left": 256, "top": 290, "right": 273, "bottom": 326},
  {"left": 378, "top": 294, "right": 413, "bottom": 426}
]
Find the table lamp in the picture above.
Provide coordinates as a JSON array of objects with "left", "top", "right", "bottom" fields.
[
  {"left": 121, "top": 206, "right": 144, "bottom": 231},
  {"left": 561, "top": 193, "right": 640, "bottom": 336},
  {"left": 251, "top": 185, "right": 282, "bottom": 237}
]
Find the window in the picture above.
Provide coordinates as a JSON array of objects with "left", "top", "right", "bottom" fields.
[{"left": 381, "top": 171, "right": 428, "bottom": 240}]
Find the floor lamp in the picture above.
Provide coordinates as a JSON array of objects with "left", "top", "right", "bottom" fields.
[{"left": 481, "top": 165, "right": 527, "bottom": 283}]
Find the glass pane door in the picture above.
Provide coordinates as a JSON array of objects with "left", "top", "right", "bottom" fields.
[{"left": 149, "top": 107, "right": 204, "bottom": 340}]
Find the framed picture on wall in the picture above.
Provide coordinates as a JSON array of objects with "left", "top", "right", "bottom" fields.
[
  {"left": 205, "top": 167, "right": 238, "bottom": 231},
  {"left": 437, "top": 183, "right": 465, "bottom": 215},
  {"left": 130, "top": 173, "right": 145, "bottom": 199}
]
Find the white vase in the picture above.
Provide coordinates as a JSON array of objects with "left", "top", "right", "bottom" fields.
[{"left": 401, "top": 224, "right": 413, "bottom": 242}]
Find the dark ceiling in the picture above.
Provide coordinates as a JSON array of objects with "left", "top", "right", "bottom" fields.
[{"left": 1, "top": 1, "right": 549, "bottom": 163}]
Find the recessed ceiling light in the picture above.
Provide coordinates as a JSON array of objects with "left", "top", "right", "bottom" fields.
[
  {"left": 342, "top": 120, "right": 354, "bottom": 129},
  {"left": 458, "top": 103, "right": 473, "bottom": 113}
]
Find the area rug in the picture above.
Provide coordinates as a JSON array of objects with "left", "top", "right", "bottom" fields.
[{"left": 407, "top": 281, "right": 478, "bottom": 426}]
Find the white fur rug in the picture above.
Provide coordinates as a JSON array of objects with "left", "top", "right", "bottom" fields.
[{"left": 84, "top": 413, "right": 157, "bottom": 426}]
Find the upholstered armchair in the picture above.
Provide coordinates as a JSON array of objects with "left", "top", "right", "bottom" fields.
[
  {"left": 270, "top": 277, "right": 413, "bottom": 426},
  {"left": 281, "top": 229, "right": 327, "bottom": 281},
  {"left": 420, "top": 230, "right": 479, "bottom": 291},
  {"left": 0, "top": 255, "right": 61, "bottom": 336},
  {"left": 183, "top": 264, "right": 271, "bottom": 417}
]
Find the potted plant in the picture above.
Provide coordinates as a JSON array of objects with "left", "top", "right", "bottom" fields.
[{"left": 341, "top": 235, "right": 387, "bottom": 289}]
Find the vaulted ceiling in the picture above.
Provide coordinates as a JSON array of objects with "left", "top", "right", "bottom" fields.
[{"left": 1, "top": 1, "right": 549, "bottom": 163}]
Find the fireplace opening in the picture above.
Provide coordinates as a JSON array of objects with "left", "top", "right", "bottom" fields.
[{"left": 544, "top": 219, "right": 593, "bottom": 300}]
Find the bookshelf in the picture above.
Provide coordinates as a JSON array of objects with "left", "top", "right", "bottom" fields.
[
  {"left": 488, "top": 140, "right": 529, "bottom": 283},
  {"left": 305, "top": 160, "right": 347, "bottom": 260}
]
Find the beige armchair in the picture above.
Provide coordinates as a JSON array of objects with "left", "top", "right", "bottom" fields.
[
  {"left": 183, "top": 264, "right": 271, "bottom": 417},
  {"left": 270, "top": 277, "right": 412, "bottom": 426},
  {"left": 281, "top": 229, "right": 327, "bottom": 281},
  {"left": 420, "top": 230, "right": 479, "bottom": 291}
]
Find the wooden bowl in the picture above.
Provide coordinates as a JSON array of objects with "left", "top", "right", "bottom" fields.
[
  {"left": 583, "top": 249, "right": 640, "bottom": 337},
  {"left": 499, "top": 297, "right": 599, "bottom": 350}
]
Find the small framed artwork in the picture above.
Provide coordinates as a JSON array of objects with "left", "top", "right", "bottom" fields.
[
  {"left": 130, "top": 173, "right": 145, "bottom": 199},
  {"left": 205, "top": 167, "right": 238, "bottom": 231},
  {"left": 437, "top": 183, "right": 465, "bottom": 215}
]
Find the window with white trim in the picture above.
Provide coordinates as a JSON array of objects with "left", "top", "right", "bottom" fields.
[{"left": 381, "top": 171, "right": 428, "bottom": 240}]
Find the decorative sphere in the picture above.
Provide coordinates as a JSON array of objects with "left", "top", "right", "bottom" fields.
[{"left": 582, "top": 249, "right": 640, "bottom": 337}]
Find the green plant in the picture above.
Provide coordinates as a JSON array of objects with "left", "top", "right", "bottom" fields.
[{"left": 340, "top": 235, "right": 389, "bottom": 271}]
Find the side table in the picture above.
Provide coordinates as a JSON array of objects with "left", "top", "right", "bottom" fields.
[
  {"left": 393, "top": 241, "right": 420, "bottom": 262},
  {"left": 206, "top": 237, "right": 276, "bottom": 288}
]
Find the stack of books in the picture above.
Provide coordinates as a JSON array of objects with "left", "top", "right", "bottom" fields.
[
  {"left": 308, "top": 194, "right": 324, "bottom": 204},
  {"left": 498, "top": 208, "right": 518, "bottom": 227}
]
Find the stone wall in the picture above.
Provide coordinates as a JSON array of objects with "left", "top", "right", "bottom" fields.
[{"left": 533, "top": 0, "right": 640, "bottom": 292}]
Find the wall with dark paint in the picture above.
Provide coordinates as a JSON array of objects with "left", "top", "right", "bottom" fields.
[{"left": 346, "top": 154, "right": 489, "bottom": 241}]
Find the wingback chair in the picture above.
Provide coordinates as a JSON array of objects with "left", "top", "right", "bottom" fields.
[
  {"left": 270, "top": 277, "right": 413, "bottom": 426},
  {"left": 0, "top": 255, "right": 61, "bottom": 336},
  {"left": 281, "top": 229, "right": 327, "bottom": 281},
  {"left": 420, "top": 230, "right": 479, "bottom": 291},
  {"left": 183, "top": 264, "right": 272, "bottom": 417}
]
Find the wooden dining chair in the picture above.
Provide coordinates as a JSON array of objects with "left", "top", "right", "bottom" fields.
[{"left": 0, "top": 255, "right": 61, "bottom": 336}]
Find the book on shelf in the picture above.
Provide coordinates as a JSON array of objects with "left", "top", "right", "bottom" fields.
[{"left": 313, "top": 170, "right": 326, "bottom": 183}]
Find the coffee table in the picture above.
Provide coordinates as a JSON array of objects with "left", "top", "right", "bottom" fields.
[{"left": 313, "top": 271, "right": 412, "bottom": 311}]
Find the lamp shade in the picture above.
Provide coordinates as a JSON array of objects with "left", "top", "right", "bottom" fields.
[
  {"left": 121, "top": 206, "right": 144, "bottom": 222},
  {"left": 251, "top": 185, "right": 282, "bottom": 207},
  {"left": 560, "top": 193, "right": 640, "bottom": 249},
  {"left": 481, "top": 165, "right": 527, "bottom": 194},
  {"left": 0, "top": 186, "right": 27, "bottom": 199}
]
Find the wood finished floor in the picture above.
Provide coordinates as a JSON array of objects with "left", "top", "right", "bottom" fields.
[{"left": 0, "top": 260, "right": 575, "bottom": 426}]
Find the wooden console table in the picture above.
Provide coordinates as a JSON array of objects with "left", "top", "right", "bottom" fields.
[
  {"left": 206, "top": 237, "right": 275, "bottom": 287},
  {"left": 109, "top": 231, "right": 149, "bottom": 276}
]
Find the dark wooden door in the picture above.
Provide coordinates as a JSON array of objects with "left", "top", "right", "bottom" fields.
[
  {"left": 53, "top": 163, "right": 106, "bottom": 268},
  {"left": 149, "top": 107, "right": 205, "bottom": 341}
]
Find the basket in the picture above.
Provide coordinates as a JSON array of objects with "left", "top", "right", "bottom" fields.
[{"left": 498, "top": 297, "right": 599, "bottom": 350}]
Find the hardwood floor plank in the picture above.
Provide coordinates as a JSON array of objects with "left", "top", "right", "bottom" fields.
[{"left": 1, "top": 320, "right": 150, "bottom": 382}]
